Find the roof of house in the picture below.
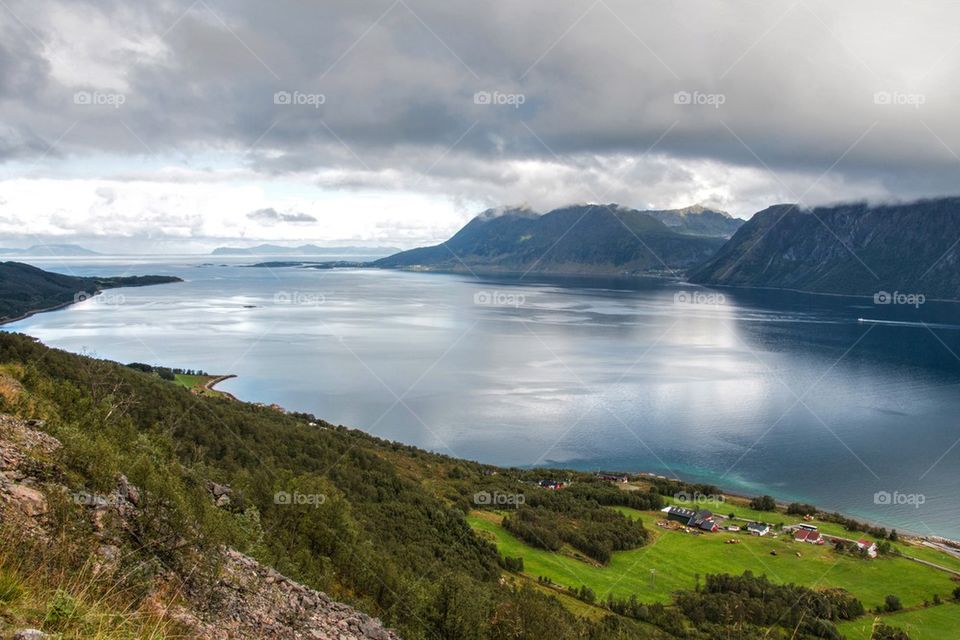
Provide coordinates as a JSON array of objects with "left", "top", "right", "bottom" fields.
[
  {"left": 747, "top": 522, "right": 769, "bottom": 530},
  {"left": 664, "top": 505, "right": 696, "bottom": 518},
  {"left": 795, "top": 529, "right": 822, "bottom": 541}
]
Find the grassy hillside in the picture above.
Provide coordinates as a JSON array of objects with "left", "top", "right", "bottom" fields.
[
  {"left": 469, "top": 509, "right": 956, "bottom": 611},
  {"left": 0, "top": 331, "right": 953, "bottom": 638}
]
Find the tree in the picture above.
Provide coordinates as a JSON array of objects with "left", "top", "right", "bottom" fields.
[
  {"left": 750, "top": 495, "right": 777, "bottom": 511},
  {"left": 884, "top": 594, "right": 902, "bottom": 612}
]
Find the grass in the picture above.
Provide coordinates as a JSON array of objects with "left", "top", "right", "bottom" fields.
[
  {"left": 657, "top": 493, "right": 960, "bottom": 574},
  {"left": 467, "top": 509, "right": 957, "bottom": 614},
  {"left": 172, "top": 373, "right": 230, "bottom": 399},
  {"left": 837, "top": 604, "right": 960, "bottom": 640},
  {"left": 0, "top": 525, "right": 189, "bottom": 639}
]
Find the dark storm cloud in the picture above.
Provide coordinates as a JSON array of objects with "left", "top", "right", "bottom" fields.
[
  {"left": 1, "top": 0, "right": 959, "bottom": 213},
  {"left": 246, "top": 208, "right": 316, "bottom": 224}
]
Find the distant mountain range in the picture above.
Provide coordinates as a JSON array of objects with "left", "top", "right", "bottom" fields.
[
  {"left": 0, "top": 262, "right": 182, "bottom": 323},
  {"left": 374, "top": 204, "right": 738, "bottom": 275},
  {"left": 689, "top": 198, "right": 960, "bottom": 300},
  {"left": 0, "top": 244, "right": 100, "bottom": 257},
  {"left": 212, "top": 244, "right": 401, "bottom": 256}
]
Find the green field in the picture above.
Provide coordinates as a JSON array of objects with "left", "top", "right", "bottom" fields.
[
  {"left": 468, "top": 509, "right": 957, "bottom": 616},
  {"left": 657, "top": 494, "right": 960, "bottom": 575},
  {"left": 173, "top": 373, "right": 231, "bottom": 399},
  {"left": 837, "top": 604, "right": 960, "bottom": 640}
]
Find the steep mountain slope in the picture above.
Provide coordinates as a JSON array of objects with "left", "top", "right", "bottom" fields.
[
  {"left": 689, "top": 198, "right": 960, "bottom": 299},
  {"left": 374, "top": 204, "right": 728, "bottom": 275},
  {"left": 0, "top": 262, "right": 182, "bottom": 323}
]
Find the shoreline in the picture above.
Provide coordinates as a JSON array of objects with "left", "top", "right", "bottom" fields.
[
  {"left": 204, "top": 374, "right": 238, "bottom": 400},
  {"left": 0, "top": 297, "right": 88, "bottom": 327}
]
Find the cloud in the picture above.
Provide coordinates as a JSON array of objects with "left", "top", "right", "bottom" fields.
[
  {"left": 246, "top": 208, "right": 317, "bottom": 224},
  {"left": 0, "top": 0, "right": 958, "bottom": 247}
]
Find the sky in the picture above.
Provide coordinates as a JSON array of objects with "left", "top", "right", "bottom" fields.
[{"left": 1, "top": 0, "right": 959, "bottom": 252}]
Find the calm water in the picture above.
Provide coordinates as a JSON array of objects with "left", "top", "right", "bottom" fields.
[{"left": 6, "top": 257, "right": 960, "bottom": 538}]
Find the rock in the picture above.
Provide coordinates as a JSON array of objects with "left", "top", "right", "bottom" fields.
[
  {"left": 216, "top": 494, "right": 231, "bottom": 508},
  {"left": 118, "top": 474, "right": 140, "bottom": 505},
  {"left": 207, "top": 481, "right": 232, "bottom": 498},
  {"left": 9, "top": 484, "right": 47, "bottom": 516},
  {"left": 14, "top": 629, "right": 48, "bottom": 640}
]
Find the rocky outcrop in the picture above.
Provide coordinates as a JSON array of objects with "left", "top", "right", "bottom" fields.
[
  {"left": 0, "top": 415, "right": 400, "bottom": 640},
  {"left": 169, "top": 550, "right": 400, "bottom": 640}
]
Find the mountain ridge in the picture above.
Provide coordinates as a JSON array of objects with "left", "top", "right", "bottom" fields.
[
  {"left": 688, "top": 197, "right": 960, "bottom": 300},
  {"left": 374, "top": 204, "right": 738, "bottom": 275}
]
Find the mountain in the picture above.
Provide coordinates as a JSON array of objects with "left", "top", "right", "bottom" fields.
[
  {"left": 212, "top": 244, "right": 401, "bottom": 256},
  {"left": 644, "top": 205, "right": 743, "bottom": 238},
  {"left": 688, "top": 198, "right": 960, "bottom": 299},
  {"left": 374, "top": 204, "right": 729, "bottom": 275},
  {"left": 0, "top": 261, "right": 182, "bottom": 323},
  {"left": 0, "top": 244, "right": 100, "bottom": 256}
]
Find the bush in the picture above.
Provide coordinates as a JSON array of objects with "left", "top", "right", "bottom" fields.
[
  {"left": 884, "top": 594, "right": 902, "bottom": 612},
  {"left": 872, "top": 623, "right": 910, "bottom": 639},
  {"left": 44, "top": 589, "right": 83, "bottom": 630},
  {"left": 750, "top": 495, "right": 777, "bottom": 511}
]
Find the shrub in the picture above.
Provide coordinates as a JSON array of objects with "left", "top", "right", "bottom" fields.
[
  {"left": 44, "top": 589, "right": 84, "bottom": 630},
  {"left": 884, "top": 594, "right": 902, "bottom": 612}
]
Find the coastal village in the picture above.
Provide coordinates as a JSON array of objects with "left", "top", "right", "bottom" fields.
[{"left": 523, "top": 470, "right": 938, "bottom": 562}]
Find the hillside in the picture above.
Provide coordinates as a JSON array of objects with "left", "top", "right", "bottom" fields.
[
  {"left": 0, "top": 262, "right": 182, "bottom": 323},
  {"left": 1, "top": 332, "right": 940, "bottom": 639},
  {"left": 689, "top": 198, "right": 960, "bottom": 299},
  {"left": 373, "top": 204, "right": 730, "bottom": 275}
]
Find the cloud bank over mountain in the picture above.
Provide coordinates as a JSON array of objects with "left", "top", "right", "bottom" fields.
[{"left": 1, "top": 0, "right": 958, "bottom": 251}]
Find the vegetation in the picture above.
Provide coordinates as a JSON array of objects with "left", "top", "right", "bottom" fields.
[
  {"left": 502, "top": 484, "right": 656, "bottom": 563},
  {"left": 1, "top": 330, "right": 957, "bottom": 639},
  {"left": 749, "top": 495, "right": 777, "bottom": 511},
  {"left": 0, "top": 261, "right": 181, "bottom": 322}
]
